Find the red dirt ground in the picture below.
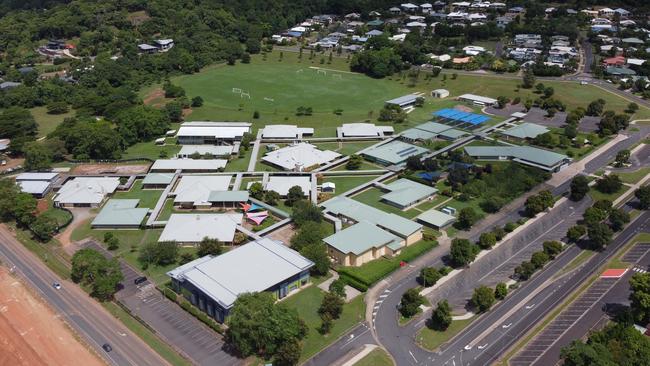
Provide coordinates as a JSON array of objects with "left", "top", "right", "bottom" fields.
[
  {"left": 0, "top": 267, "right": 105, "bottom": 366},
  {"left": 70, "top": 163, "right": 150, "bottom": 175}
]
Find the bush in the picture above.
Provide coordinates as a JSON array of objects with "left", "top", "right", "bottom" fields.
[{"left": 163, "top": 287, "right": 177, "bottom": 302}]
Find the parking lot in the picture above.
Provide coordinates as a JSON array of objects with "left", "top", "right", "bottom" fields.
[
  {"left": 82, "top": 240, "right": 240, "bottom": 366},
  {"left": 510, "top": 276, "right": 620, "bottom": 366},
  {"left": 622, "top": 243, "right": 650, "bottom": 263}
]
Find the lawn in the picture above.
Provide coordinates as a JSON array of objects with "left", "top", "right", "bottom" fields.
[
  {"left": 588, "top": 185, "right": 630, "bottom": 203},
  {"left": 338, "top": 239, "right": 437, "bottom": 289},
  {"left": 351, "top": 186, "right": 422, "bottom": 219},
  {"left": 617, "top": 167, "right": 650, "bottom": 184},
  {"left": 318, "top": 175, "right": 381, "bottom": 198},
  {"left": 30, "top": 106, "right": 75, "bottom": 137},
  {"left": 416, "top": 316, "right": 476, "bottom": 351},
  {"left": 113, "top": 180, "right": 164, "bottom": 208},
  {"left": 39, "top": 197, "right": 73, "bottom": 227},
  {"left": 157, "top": 50, "right": 650, "bottom": 138},
  {"left": 313, "top": 141, "right": 379, "bottom": 156},
  {"left": 121, "top": 141, "right": 181, "bottom": 160},
  {"left": 355, "top": 348, "right": 394, "bottom": 366},
  {"left": 223, "top": 151, "right": 252, "bottom": 172},
  {"left": 281, "top": 285, "right": 365, "bottom": 363}
]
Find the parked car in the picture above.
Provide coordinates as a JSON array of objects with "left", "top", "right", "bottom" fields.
[
  {"left": 134, "top": 276, "right": 147, "bottom": 285},
  {"left": 102, "top": 343, "right": 112, "bottom": 352}
]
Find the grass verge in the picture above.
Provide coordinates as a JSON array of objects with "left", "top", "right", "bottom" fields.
[{"left": 416, "top": 317, "right": 476, "bottom": 351}]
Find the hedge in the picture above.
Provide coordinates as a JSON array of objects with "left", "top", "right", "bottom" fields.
[
  {"left": 163, "top": 287, "right": 177, "bottom": 302},
  {"left": 337, "top": 240, "right": 437, "bottom": 291},
  {"left": 178, "top": 299, "right": 224, "bottom": 334}
]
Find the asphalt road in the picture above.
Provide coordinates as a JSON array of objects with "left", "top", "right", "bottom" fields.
[{"left": 0, "top": 226, "right": 170, "bottom": 366}]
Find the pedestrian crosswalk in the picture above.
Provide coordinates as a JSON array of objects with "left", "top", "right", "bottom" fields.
[{"left": 632, "top": 266, "right": 648, "bottom": 274}]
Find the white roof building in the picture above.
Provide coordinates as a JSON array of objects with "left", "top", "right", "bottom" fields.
[
  {"left": 150, "top": 159, "right": 227, "bottom": 172},
  {"left": 627, "top": 58, "right": 646, "bottom": 66},
  {"left": 173, "top": 175, "right": 232, "bottom": 206},
  {"left": 159, "top": 213, "right": 243, "bottom": 243},
  {"left": 264, "top": 176, "right": 311, "bottom": 196},
  {"left": 457, "top": 93, "right": 498, "bottom": 106},
  {"left": 261, "top": 125, "right": 315, "bottom": 139},
  {"left": 337, "top": 123, "right": 394, "bottom": 138},
  {"left": 261, "top": 143, "right": 341, "bottom": 171},
  {"left": 177, "top": 145, "right": 234, "bottom": 158},
  {"left": 15, "top": 172, "right": 59, "bottom": 181},
  {"left": 463, "top": 45, "right": 486, "bottom": 55},
  {"left": 176, "top": 121, "right": 251, "bottom": 144},
  {"left": 54, "top": 177, "right": 120, "bottom": 207}
]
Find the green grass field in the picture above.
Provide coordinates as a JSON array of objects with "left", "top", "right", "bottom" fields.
[
  {"left": 155, "top": 50, "right": 650, "bottom": 139},
  {"left": 355, "top": 348, "right": 394, "bottom": 366},
  {"left": 113, "top": 180, "right": 163, "bottom": 208},
  {"left": 281, "top": 285, "right": 365, "bottom": 363},
  {"left": 416, "top": 317, "right": 476, "bottom": 351},
  {"left": 30, "top": 106, "right": 75, "bottom": 137}
]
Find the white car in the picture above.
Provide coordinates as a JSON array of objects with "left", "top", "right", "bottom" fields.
[
  {"left": 52, "top": 282, "right": 61, "bottom": 290},
  {"left": 464, "top": 344, "right": 472, "bottom": 350},
  {"left": 581, "top": 81, "right": 588, "bottom": 85}
]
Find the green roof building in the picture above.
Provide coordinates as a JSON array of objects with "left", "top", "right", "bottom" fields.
[
  {"left": 379, "top": 179, "right": 438, "bottom": 209},
  {"left": 501, "top": 122, "right": 549, "bottom": 140},
  {"left": 417, "top": 209, "right": 456, "bottom": 229},
  {"left": 464, "top": 146, "right": 571, "bottom": 172},
  {"left": 91, "top": 199, "right": 149, "bottom": 228},
  {"left": 361, "top": 140, "right": 429, "bottom": 166}
]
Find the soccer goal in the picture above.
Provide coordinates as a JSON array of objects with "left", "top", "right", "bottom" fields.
[
  {"left": 332, "top": 74, "right": 342, "bottom": 80},
  {"left": 241, "top": 92, "right": 251, "bottom": 99},
  {"left": 296, "top": 69, "right": 304, "bottom": 74},
  {"left": 264, "top": 97, "right": 275, "bottom": 102},
  {"left": 232, "top": 87, "right": 242, "bottom": 94},
  {"left": 317, "top": 69, "right": 327, "bottom": 76}
]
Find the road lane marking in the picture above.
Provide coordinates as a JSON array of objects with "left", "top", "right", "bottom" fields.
[{"left": 409, "top": 350, "right": 418, "bottom": 363}]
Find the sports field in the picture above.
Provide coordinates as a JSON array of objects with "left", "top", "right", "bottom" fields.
[{"left": 153, "top": 51, "right": 650, "bottom": 138}]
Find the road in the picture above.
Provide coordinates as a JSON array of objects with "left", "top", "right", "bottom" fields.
[{"left": 0, "top": 226, "right": 171, "bottom": 366}]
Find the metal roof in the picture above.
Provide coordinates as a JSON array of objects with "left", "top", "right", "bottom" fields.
[
  {"left": 322, "top": 196, "right": 422, "bottom": 237},
  {"left": 433, "top": 108, "right": 490, "bottom": 125},
  {"left": 261, "top": 125, "right": 314, "bottom": 139},
  {"left": 208, "top": 190, "right": 249, "bottom": 202},
  {"left": 362, "top": 140, "right": 429, "bottom": 165},
  {"left": 464, "top": 146, "right": 570, "bottom": 168},
  {"left": 142, "top": 173, "right": 174, "bottom": 185},
  {"left": 91, "top": 199, "right": 148, "bottom": 226},
  {"left": 54, "top": 177, "right": 120, "bottom": 205},
  {"left": 15, "top": 172, "right": 58, "bottom": 181},
  {"left": 159, "top": 213, "right": 243, "bottom": 243},
  {"left": 385, "top": 94, "right": 419, "bottom": 106},
  {"left": 438, "top": 128, "right": 469, "bottom": 139},
  {"left": 176, "top": 122, "right": 250, "bottom": 139},
  {"left": 178, "top": 145, "right": 234, "bottom": 156},
  {"left": 166, "top": 238, "right": 313, "bottom": 309},
  {"left": 417, "top": 209, "right": 456, "bottom": 227},
  {"left": 380, "top": 179, "right": 438, "bottom": 207},
  {"left": 262, "top": 143, "right": 340, "bottom": 170},
  {"left": 173, "top": 175, "right": 232, "bottom": 205},
  {"left": 324, "top": 221, "right": 401, "bottom": 255},
  {"left": 150, "top": 159, "right": 227, "bottom": 171},
  {"left": 502, "top": 122, "right": 549, "bottom": 139},
  {"left": 339, "top": 123, "right": 394, "bottom": 137},
  {"left": 265, "top": 176, "right": 311, "bottom": 196},
  {"left": 17, "top": 181, "right": 51, "bottom": 195},
  {"left": 400, "top": 128, "right": 437, "bottom": 141}
]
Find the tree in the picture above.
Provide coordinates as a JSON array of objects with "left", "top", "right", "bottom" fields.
[
  {"left": 560, "top": 323, "right": 650, "bottom": 366},
  {"left": 567, "top": 225, "right": 587, "bottom": 242},
  {"left": 329, "top": 279, "right": 346, "bottom": 298},
  {"left": 635, "top": 186, "right": 650, "bottom": 210},
  {"left": 531, "top": 251, "right": 549, "bottom": 269},
  {"left": 319, "top": 292, "right": 344, "bottom": 320},
  {"left": 586, "top": 99, "right": 606, "bottom": 116},
  {"left": 178, "top": 252, "right": 195, "bottom": 265},
  {"left": 515, "top": 261, "right": 536, "bottom": 280},
  {"left": 588, "top": 223, "right": 613, "bottom": 249},
  {"left": 630, "top": 272, "right": 650, "bottom": 324},
  {"left": 626, "top": 102, "right": 639, "bottom": 114},
  {"left": 248, "top": 182, "right": 265, "bottom": 200},
  {"left": 165, "top": 102, "right": 183, "bottom": 122},
  {"left": 138, "top": 241, "right": 178, "bottom": 266},
  {"left": 71, "top": 248, "right": 123, "bottom": 301},
  {"left": 30, "top": 215, "right": 58, "bottom": 241},
  {"left": 430, "top": 300, "right": 452, "bottom": 331},
  {"left": 290, "top": 200, "right": 323, "bottom": 226},
  {"left": 399, "top": 288, "right": 425, "bottom": 318},
  {"left": 614, "top": 149, "right": 630, "bottom": 167},
  {"left": 346, "top": 154, "right": 363, "bottom": 170},
  {"left": 495, "top": 283, "right": 508, "bottom": 300},
  {"left": 12, "top": 193, "right": 37, "bottom": 227},
  {"left": 300, "top": 243, "right": 330, "bottom": 276},
  {"left": 106, "top": 236, "right": 120, "bottom": 250},
  {"left": 455, "top": 207, "right": 479, "bottom": 230},
  {"left": 569, "top": 175, "right": 590, "bottom": 201},
  {"left": 496, "top": 96, "right": 509, "bottom": 109},
  {"left": 478, "top": 232, "right": 497, "bottom": 249},
  {"left": 406, "top": 155, "right": 424, "bottom": 171},
  {"left": 449, "top": 238, "right": 479, "bottom": 267},
  {"left": 46, "top": 101, "right": 69, "bottom": 114},
  {"left": 525, "top": 190, "right": 554, "bottom": 217},
  {"left": 471, "top": 286, "right": 495, "bottom": 313},
  {"left": 583, "top": 207, "right": 608, "bottom": 227},
  {"left": 285, "top": 185, "right": 304, "bottom": 206},
  {"left": 595, "top": 174, "right": 622, "bottom": 194},
  {"left": 608, "top": 208, "right": 630, "bottom": 231},
  {"left": 522, "top": 69, "right": 536, "bottom": 89},
  {"left": 114, "top": 105, "right": 170, "bottom": 146},
  {"left": 264, "top": 190, "right": 280, "bottom": 206},
  {"left": 273, "top": 339, "right": 301, "bottom": 366},
  {"left": 420, "top": 267, "right": 442, "bottom": 287},
  {"left": 543, "top": 241, "right": 563, "bottom": 258},
  {"left": 197, "top": 237, "right": 223, "bottom": 257},
  {"left": 191, "top": 96, "right": 204, "bottom": 107},
  {"left": 290, "top": 221, "right": 327, "bottom": 251},
  {"left": 225, "top": 292, "right": 307, "bottom": 359},
  {"left": 23, "top": 142, "right": 52, "bottom": 171}
]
